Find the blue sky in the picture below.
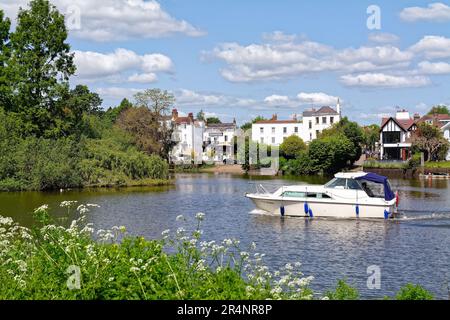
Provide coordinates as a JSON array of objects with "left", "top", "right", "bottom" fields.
[{"left": 2, "top": 0, "right": 450, "bottom": 125}]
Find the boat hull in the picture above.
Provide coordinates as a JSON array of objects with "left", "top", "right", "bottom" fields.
[{"left": 247, "top": 195, "right": 396, "bottom": 219}]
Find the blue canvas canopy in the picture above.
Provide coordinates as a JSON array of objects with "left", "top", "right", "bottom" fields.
[{"left": 355, "top": 173, "right": 395, "bottom": 201}]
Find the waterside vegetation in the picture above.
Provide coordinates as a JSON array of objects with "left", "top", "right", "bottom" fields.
[{"left": 0, "top": 203, "right": 436, "bottom": 300}]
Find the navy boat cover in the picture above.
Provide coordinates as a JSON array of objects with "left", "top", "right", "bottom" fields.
[{"left": 355, "top": 172, "right": 395, "bottom": 201}]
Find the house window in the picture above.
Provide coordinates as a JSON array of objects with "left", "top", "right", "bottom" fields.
[
  {"left": 309, "top": 121, "right": 312, "bottom": 129},
  {"left": 260, "top": 137, "right": 264, "bottom": 143},
  {"left": 283, "top": 127, "right": 287, "bottom": 134},
  {"left": 445, "top": 130, "right": 450, "bottom": 139},
  {"left": 316, "top": 130, "right": 320, "bottom": 137},
  {"left": 272, "top": 127, "right": 275, "bottom": 134},
  {"left": 309, "top": 133, "right": 312, "bottom": 140},
  {"left": 382, "top": 132, "right": 401, "bottom": 144},
  {"left": 224, "top": 135, "right": 228, "bottom": 142},
  {"left": 330, "top": 117, "right": 334, "bottom": 124},
  {"left": 260, "top": 127, "right": 264, "bottom": 134},
  {"left": 272, "top": 137, "right": 275, "bottom": 144},
  {"left": 295, "top": 127, "right": 298, "bottom": 133},
  {"left": 316, "top": 117, "right": 319, "bottom": 124},
  {"left": 322, "top": 117, "right": 327, "bottom": 124}
]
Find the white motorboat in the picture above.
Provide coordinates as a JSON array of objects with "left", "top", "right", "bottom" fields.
[{"left": 246, "top": 172, "right": 398, "bottom": 219}]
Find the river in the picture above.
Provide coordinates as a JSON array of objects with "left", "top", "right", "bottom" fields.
[{"left": 1, "top": 173, "right": 449, "bottom": 299}]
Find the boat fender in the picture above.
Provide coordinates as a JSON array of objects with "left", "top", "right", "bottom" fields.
[
  {"left": 309, "top": 208, "right": 313, "bottom": 218},
  {"left": 395, "top": 191, "right": 400, "bottom": 207},
  {"left": 304, "top": 202, "right": 309, "bottom": 214},
  {"left": 280, "top": 206, "right": 285, "bottom": 217},
  {"left": 384, "top": 210, "right": 389, "bottom": 220},
  {"left": 356, "top": 205, "right": 360, "bottom": 217}
]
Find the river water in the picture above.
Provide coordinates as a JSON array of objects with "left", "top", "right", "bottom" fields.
[{"left": 1, "top": 173, "right": 449, "bottom": 299}]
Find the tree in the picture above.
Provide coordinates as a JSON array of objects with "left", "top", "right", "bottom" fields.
[
  {"left": 427, "top": 105, "right": 449, "bottom": 115},
  {"left": 411, "top": 123, "right": 449, "bottom": 161},
  {"left": 241, "top": 116, "right": 267, "bottom": 131},
  {"left": 105, "top": 98, "right": 133, "bottom": 124},
  {"left": 206, "top": 117, "right": 221, "bottom": 124},
  {"left": 308, "top": 135, "right": 354, "bottom": 174},
  {"left": 6, "top": 0, "right": 76, "bottom": 136},
  {"left": 196, "top": 109, "right": 205, "bottom": 121},
  {"left": 280, "top": 135, "right": 306, "bottom": 159},
  {"left": 134, "top": 88, "right": 175, "bottom": 115},
  {"left": 320, "top": 117, "right": 364, "bottom": 163},
  {"left": 362, "top": 124, "right": 380, "bottom": 153},
  {"left": 0, "top": 10, "right": 11, "bottom": 108},
  {"left": 116, "top": 107, "right": 162, "bottom": 156},
  {"left": 132, "top": 89, "right": 176, "bottom": 159}
]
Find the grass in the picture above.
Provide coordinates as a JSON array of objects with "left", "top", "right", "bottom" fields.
[
  {"left": 0, "top": 202, "right": 436, "bottom": 300},
  {"left": 424, "top": 161, "right": 450, "bottom": 169},
  {"left": 363, "top": 160, "right": 407, "bottom": 169}
]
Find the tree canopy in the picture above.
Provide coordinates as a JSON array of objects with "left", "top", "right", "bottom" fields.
[
  {"left": 279, "top": 135, "right": 306, "bottom": 159},
  {"left": 411, "top": 123, "right": 449, "bottom": 161},
  {"left": 206, "top": 117, "right": 221, "bottom": 124},
  {"left": 427, "top": 105, "right": 449, "bottom": 115}
]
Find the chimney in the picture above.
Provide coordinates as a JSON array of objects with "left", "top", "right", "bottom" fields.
[
  {"left": 233, "top": 118, "right": 236, "bottom": 125},
  {"left": 293, "top": 114, "right": 297, "bottom": 121},
  {"left": 188, "top": 112, "right": 194, "bottom": 122},
  {"left": 271, "top": 114, "right": 278, "bottom": 121},
  {"left": 172, "top": 109, "right": 178, "bottom": 120},
  {"left": 336, "top": 98, "right": 341, "bottom": 115},
  {"left": 413, "top": 113, "right": 420, "bottom": 121}
]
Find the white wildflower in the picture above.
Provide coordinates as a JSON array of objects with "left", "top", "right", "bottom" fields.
[{"left": 195, "top": 212, "right": 205, "bottom": 221}]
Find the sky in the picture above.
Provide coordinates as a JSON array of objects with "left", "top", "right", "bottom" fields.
[{"left": 2, "top": 0, "right": 450, "bottom": 125}]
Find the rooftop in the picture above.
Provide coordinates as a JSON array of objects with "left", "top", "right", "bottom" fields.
[{"left": 303, "top": 106, "right": 339, "bottom": 117}]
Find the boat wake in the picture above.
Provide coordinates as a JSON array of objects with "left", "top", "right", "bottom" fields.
[
  {"left": 249, "top": 209, "right": 274, "bottom": 216},
  {"left": 395, "top": 210, "right": 450, "bottom": 221}
]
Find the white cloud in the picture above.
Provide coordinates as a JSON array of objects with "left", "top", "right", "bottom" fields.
[
  {"left": 95, "top": 87, "right": 141, "bottom": 100},
  {"left": 127, "top": 73, "right": 158, "bottom": 83},
  {"left": 297, "top": 92, "right": 339, "bottom": 106},
  {"left": 340, "top": 73, "right": 431, "bottom": 88},
  {"left": 207, "top": 37, "right": 414, "bottom": 82},
  {"left": 74, "top": 49, "right": 173, "bottom": 82},
  {"left": 264, "top": 95, "right": 290, "bottom": 105},
  {"left": 2, "top": 0, "right": 205, "bottom": 41},
  {"left": 368, "top": 32, "right": 400, "bottom": 44},
  {"left": 262, "top": 31, "right": 297, "bottom": 43},
  {"left": 175, "top": 89, "right": 225, "bottom": 106},
  {"left": 417, "top": 61, "right": 450, "bottom": 75},
  {"left": 410, "top": 35, "right": 450, "bottom": 59},
  {"left": 400, "top": 2, "right": 450, "bottom": 22}
]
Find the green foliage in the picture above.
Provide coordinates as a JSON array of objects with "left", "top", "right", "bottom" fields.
[
  {"left": 363, "top": 124, "right": 380, "bottom": 152},
  {"left": 280, "top": 135, "right": 306, "bottom": 159},
  {"left": 363, "top": 160, "right": 407, "bottom": 169},
  {"left": 196, "top": 109, "right": 205, "bottom": 121},
  {"left": 104, "top": 98, "right": 133, "bottom": 124},
  {"left": 280, "top": 152, "right": 314, "bottom": 175},
  {"left": 0, "top": 205, "right": 315, "bottom": 300},
  {"left": 411, "top": 123, "right": 449, "bottom": 161},
  {"left": 406, "top": 153, "right": 422, "bottom": 169},
  {"left": 395, "top": 284, "right": 434, "bottom": 300},
  {"left": 320, "top": 117, "right": 364, "bottom": 164},
  {"left": 241, "top": 116, "right": 267, "bottom": 131},
  {"left": 5, "top": 0, "right": 76, "bottom": 137},
  {"left": 427, "top": 105, "right": 449, "bottom": 115},
  {"left": 206, "top": 117, "right": 221, "bottom": 124},
  {"left": 325, "top": 279, "right": 360, "bottom": 300},
  {"left": 308, "top": 134, "right": 354, "bottom": 174}
]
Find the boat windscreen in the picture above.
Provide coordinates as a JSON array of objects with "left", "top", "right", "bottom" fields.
[{"left": 355, "top": 173, "right": 395, "bottom": 201}]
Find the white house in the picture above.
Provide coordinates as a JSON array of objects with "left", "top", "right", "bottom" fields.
[
  {"left": 379, "top": 110, "right": 418, "bottom": 161},
  {"left": 300, "top": 104, "right": 341, "bottom": 142},
  {"left": 203, "top": 121, "right": 237, "bottom": 163},
  {"left": 442, "top": 122, "right": 450, "bottom": 160},
  {"left": 251, "top": 101, "right": 341, "bottom": 146},
  {"left": 169, "top": 109, "right": 205, "bottom": 164}
]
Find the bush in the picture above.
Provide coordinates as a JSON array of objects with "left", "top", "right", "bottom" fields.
[
  {"left": 395, "top": 284, "right": 434, "bottom": 300},
  {"left": 325, "top": 279, "right": 360, "bottom": 300},
  {"left": 280, "top": 135, "right": 306, "bottom": 159}
]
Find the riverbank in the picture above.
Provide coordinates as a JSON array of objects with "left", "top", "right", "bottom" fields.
[{"left": 0, "top": 201, "right": 435, "bottom": 300}]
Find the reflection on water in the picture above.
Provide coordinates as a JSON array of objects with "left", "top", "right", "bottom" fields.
[{"left": 0, "top": 173, "right": 449, "bottom": 299}]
